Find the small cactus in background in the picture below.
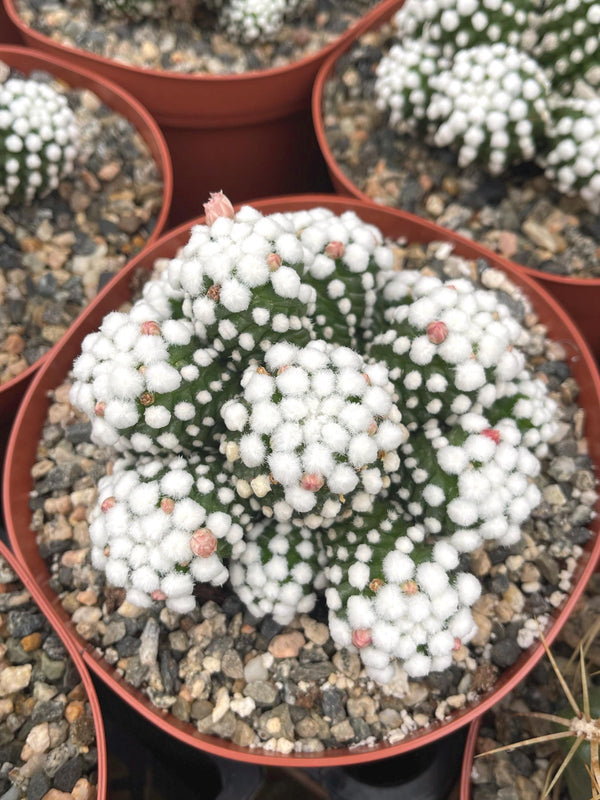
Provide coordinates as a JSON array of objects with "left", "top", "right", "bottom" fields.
[
  {"left": 70, "top": 193, "right": 558, "bottom": 681},
  {"left": 374, "top": 0, "right": 600, "bottom": 210},
  {"left": 542, "top": 96, "right": 600, "bottom": 212},
  {"left": 0, "top": 74, "right": 79, "bottom": 209},
  {"left": 535, "top": 0, "right": 600, "bottom": 92},
  {"left": 94, "top": 0, "right": 311, "bottom": 42},
  {"left": 392, "top": 0, "right": 539, "bottom": 60}
]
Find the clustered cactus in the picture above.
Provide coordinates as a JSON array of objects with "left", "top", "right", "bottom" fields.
[
  {"left": 69, "top": 193, "right": 559, "bottom": 683},
  {"left": 0, "top": 73, "right": 79, "bottom": 209},
  {"left": 375, "top": 0, "right": 600, "bottom": 211},
  {"left": 92, "top": 0, "right": 309, "bottom": 42}
]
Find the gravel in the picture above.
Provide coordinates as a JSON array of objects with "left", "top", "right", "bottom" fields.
[
  {"left": 0, "top": 554, "right": 98, "bottom": 800},
  {"left": 0, "top": 65, "right": 164, "bottom": 386},
  {"left": 24, "top": 239, "right": 599, "bottom": 755},
  {"left": 320, "top": 23, "right": 600, "bottom": 278}
]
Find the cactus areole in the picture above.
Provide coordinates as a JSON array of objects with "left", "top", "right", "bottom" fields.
[{"left": 69, "top": 192, "right": 558, "bottom": 683}]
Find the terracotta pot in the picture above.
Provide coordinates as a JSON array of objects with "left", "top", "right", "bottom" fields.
[
  {"left": 4, "top": 195, "right": 600, "bottom": 767},
  {"left": 0, "top": 45, "right": 172, "bottom": 472},
  {"left": 311, "top": 17, "right": 600, "bottom": 359},
  {"left": 4, "top": 0, "right": 401, "bottom": 226},
  {"left": 0, "top": 538, "right": 107, "bottom": 799}
]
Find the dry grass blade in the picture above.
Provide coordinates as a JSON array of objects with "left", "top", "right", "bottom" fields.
[{"left": 544, "top": 736, "right": 583, "bottom": 798}]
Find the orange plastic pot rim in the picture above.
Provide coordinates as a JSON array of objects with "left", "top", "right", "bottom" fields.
[
  {"left": 311, "top": 28, "right": 600, "bottom": 293},
  {"left": 4, "top": 194, "right": 600, "bottom": 767},
  {"left": 0, "top": 44, "right": 173, "bottom": 406},
  {"left": 0, "top": 539, "right": 108, "bottom": 798}
]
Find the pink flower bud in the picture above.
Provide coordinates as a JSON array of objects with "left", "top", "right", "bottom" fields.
[
  {"left": 352, "top": 629, "right": 372, "bottom": 649},
  {"left": 267, "top": 253, "right": 282, "bottom": 270},
  {"left": 482, "top": 428, "right": 500, "bottom": 444},
  {"left": 203, "top": 191, "right": 235, "bottom": 225},
  {"left": 401, "top": 579, "right": 418, "bottom": 595},
  {"left": 190, "top": 528, "right": 217, "bottom": 558},
  {"left": 94, "top": 401, "right": 105, "bottom": 417},
  {"left": 151, "top": 590, "right": 167, "bottom": 601},
  {"left": 325, "top": 241, "right": 345, "bottom": 259},
  {"left": 453, "top": 637, "right": 462, "bottom": 651},
  {"left": 426, "top": 320, "right": 448, "bottom": 344},
  {"left": 141, "top": 321, "right": 161, "bottom": 336},
  {"left": 301, "top": 473, "right": 324, "bottom": 492},
  {"left": 160, "top": 498, "right": 175, "bottom": 514},
  {"left": 101, "top": 497, "right": 116, "bottom": 514}
]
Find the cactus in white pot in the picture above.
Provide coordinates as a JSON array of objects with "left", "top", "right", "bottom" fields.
[{"left": 69, "top": 192, "right": 558, "bottom": 683}]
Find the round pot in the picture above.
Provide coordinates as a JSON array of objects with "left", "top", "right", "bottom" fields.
[
  {"left": 460, "top": 719, "right": 481, "bottom": 800},
  {"left": 0, "top": 45, "right": 172, "bottom": 470},
  {"left": 0, "top": 538, "right": 107, "bottom": 799},
  {"left": 311, "top": 17, "right": 600, "bottom": 359},
  {"left": 4, "top": 194, "right": 600, "bottom": 767},
  {"left": 4, "top": 0, "right": 400, "bottom": 226}
]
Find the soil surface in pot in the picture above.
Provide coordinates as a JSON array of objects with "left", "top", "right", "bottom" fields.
[
  {"left": 321, "top": 23, "right": 600, "bottom": 279},
  {"left": 25, "top": 236, "right": 598, "bottom": 755},
  {"left": 0, "top": 65, "right": 164, "bottom": 387},
  {"left": 14, "top": 0, "right": 377, "bottom": 75},
  {"left": 0, "top": 552, "right": 99, "bottom": 798},
  {"left": 470, "top": 574, "right": 600, "bottom": 800}
]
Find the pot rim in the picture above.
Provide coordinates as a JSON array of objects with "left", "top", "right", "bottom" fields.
[
  {"left": 310, "top": 17, "right": 600, "bottom": 290},
  {"left": 460, "top": 718, "right": 482, "bottom": 800},
  {"left": 5, "top": 193, "right": 600, "bottom": 766},
  {"left": 0, "top": 44, "right": 173, "bottom": 403},
  {"left": 4, "top": 0, "right": 402, "bottom": 85},
  {"left": 0, "top": 538, "right": 108, "bottom": 799}
]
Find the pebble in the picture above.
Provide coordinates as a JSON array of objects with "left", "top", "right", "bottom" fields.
[{"left": 268, "top": 631, "right": 305, "bottom": 658}]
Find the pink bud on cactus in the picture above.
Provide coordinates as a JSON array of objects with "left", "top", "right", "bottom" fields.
[
  {"left": 267, "top": 253, "right": 282, "bottom": 270},
  {"left": 301, "top": 473, "right": 324, "bottom": 492},
  {"left": 482, "top": 428, "right": 500, "bottom": 444},
  {"left": 401, "top": 579, "right": 419, "bottom": 595},
  {"left": 190, "top": 528, "right": 217, "bottom": 558},
  {"left": 426, "top": 320, "right": 448, "bottom": 344},
  {"left": 352, "top": 629, "right": 372, "bottom": 649},
  {"left": 160, "top": 498, "right": 175, "bottom": 514},
  {"left": 141, "top": 321, "right": 161, "bottom": 336},
  {"left": 453, "top": 637, "right": 462, "bottom": 651},
  {"left": 325, "top": 241, "right": 345, "bottom": 259},
  {"left": 94, "top": 401, "right": 106, "bottom": 417},
  {"left": 203, "top": 191, "right": 235, "bottom": 225},
  {"left": 101, "top": 497, "right": 116, "bottom": 514},
  {"left": 151, "top": 590, "right": 167, "bottom": 601}
]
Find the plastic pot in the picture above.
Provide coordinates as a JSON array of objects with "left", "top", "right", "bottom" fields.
[
  {"left": 5, "top": 0, "right": 401, "bottom": 226},
  {"left": 0, "top": 45, "right": 172, "bottom": 474},
  {"left": 4, "top": 194, "right": 600, "bottom": 767},
  {"left": 0, "top": 0, "right": 21, "bottom": 43},
  {"left": 311, "top": 17, "right": 600, "bottom": 359},
  {"left": 459, "top": 719, "right": 482, "bottom": 800},
  {"left": 0, "top": 538, "right": 107, "bottom": 799}
]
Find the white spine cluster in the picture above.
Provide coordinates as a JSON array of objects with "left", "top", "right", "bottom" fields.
[
  {"left": 222, "top": 0, "right": 306, "bottom": 43},
  {"left": 543, "top": 96, "right": 600, "bottom": 211},
  {"left": 392, "top": 0, "right": 538, "bottom": 59},
  {"left": 535, "top": 0, "right": 600, "bottom": 91},
  {"left": 426, "top": 44, "right": 550, "bottom": 174},
  {"left": 71, "top": 196, "right": 559, "bottom": 683},
  {"left": 220, "top": 340, "right": 408, "bottom": 522},
  {"left": 0, "top": 74, "right": 79, "bottom": 208}
]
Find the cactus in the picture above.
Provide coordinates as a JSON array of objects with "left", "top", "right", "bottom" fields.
[
  {"left": 70, "top": 193, "right": 558, "bottom": 681},
  {"left": 391, "top": 0, "right": 540, "bottom": 61},
  {"left": 93, "top": 0, "right": 310, "bottom": 42},
  {"left": 542, "top": 96, "right": 600, "bottom": 213},
  {"left": 535, "top": 0, "right": 600, "bottom": 92},
  {"left": 0, "top": 75, "right": 79, "bottom": 209}
]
